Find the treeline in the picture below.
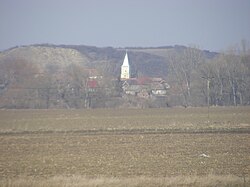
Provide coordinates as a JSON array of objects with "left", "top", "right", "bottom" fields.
[
  {"left": 166, "top": 43, "right": 250, "bottom": 107},
  {"left": 0, "top": 58, "right": 121, "bottom": 109},
  {"left": 0, "top": 43, "right": 249, "bottom": 109}
]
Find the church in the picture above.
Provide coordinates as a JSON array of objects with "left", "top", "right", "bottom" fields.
[
  {"left": 120, "top": 51, "right": 170, "bottom": 98},
  {"left": 120, "top": 51, "right": 130, "bottom": 80}
]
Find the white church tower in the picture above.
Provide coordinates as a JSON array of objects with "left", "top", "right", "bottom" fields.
[{"left": 121, "top": 51, "right": 130, "bottom": 80}]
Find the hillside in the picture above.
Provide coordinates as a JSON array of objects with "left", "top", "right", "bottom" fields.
[
  {"left": 0, "top": 46, "right": 89, "bottom": 73},
  {"left": 56, "top": 44, "right": 217, "bottom": 78},
  {"left": 0, "top": 45, "right": 176, "bottom": 108},
  {"left": 1, "top": 44, "right": 248, "bottom": 108},
  {"left": 54, "top": 44, "right": 170, "bottom": 78},
  {"left": 1, "top": 44, "right": 218, "bottom": 78}
]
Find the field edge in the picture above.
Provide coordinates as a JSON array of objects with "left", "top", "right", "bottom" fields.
[{"left": 1, "top": 175, "right": 249, "bottom": 187}]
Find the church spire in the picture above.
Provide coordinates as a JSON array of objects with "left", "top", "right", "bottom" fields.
[
  {"left": 121, "top": 50, "right": 130, "bottom": 79},
  {"left": 122, "top": 51, "right": 129, "bottom": 66}
]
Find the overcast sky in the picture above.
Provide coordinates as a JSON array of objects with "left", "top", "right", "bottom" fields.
[{"left": 0, "top": 0, "right": 250, "bottom": 52}]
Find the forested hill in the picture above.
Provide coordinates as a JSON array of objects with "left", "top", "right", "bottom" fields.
[
  {"left": 63, "top": 44, "right": 218, "bottom": 78},
  {"left": 0, "top": 44, "right": 249, "bottom": 108},
  {"left": 1, "top": 44, "right": 218, "bottom": 78}
]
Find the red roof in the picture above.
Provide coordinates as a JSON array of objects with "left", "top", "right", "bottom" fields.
[
  {"left": 136, "top": 77, "right": 152, "bottom": 85},
  {"left": 87, "top": 80, "right": 98, "bottom": 88}
]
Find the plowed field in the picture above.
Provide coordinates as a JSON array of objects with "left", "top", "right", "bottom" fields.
[{"left": 0, "top": 107, "right": 249, "bottom": 186}]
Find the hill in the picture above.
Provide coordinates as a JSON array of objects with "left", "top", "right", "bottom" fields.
[
  {"left": 1, "top": 44, "right": 218, "bottom": 78},
  {"left": 0, "top": 45, "right": 89, "bottom": 72},
  {"left": 1, "top": 44, "right": 248, "bottom": 108}
]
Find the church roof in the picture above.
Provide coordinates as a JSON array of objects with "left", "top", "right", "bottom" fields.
[{"left": 122, "top": 51, "right": 129, "bottom": 66}]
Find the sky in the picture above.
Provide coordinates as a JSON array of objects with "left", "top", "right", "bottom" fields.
[{"left": 0, "top": 0, "right": 250, "bottom": 52}]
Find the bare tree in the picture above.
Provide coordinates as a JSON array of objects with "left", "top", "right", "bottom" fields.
[
  {"left": 167, "top": 46, "right": 205, "bottom": 106},
  {"left": 0, "top": 57, "right": 40, "bottom": 108},
  {"left": 198, "top": 48, "right": 250, "bottom": 106}
]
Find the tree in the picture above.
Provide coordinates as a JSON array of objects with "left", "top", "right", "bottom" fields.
[
  {"left": 0, "top": 57, "right": 40, "bottom": 108},
  {"left": 198, "top": 47, "right": 250, "bottom": 106},
  {"left": 53, "top": 64, "right": 89, "bottom": 108},
  {"left": 167, "top": 46, "right": 205, "bottom": 106},
  {"left": 225, "top": 52, "right": 248, "bottom": 105}
]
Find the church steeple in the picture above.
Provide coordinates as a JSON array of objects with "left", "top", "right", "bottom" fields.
[
  {"left": 122, "top": 51, "right": 129, "bottom": 67},
  {"left": 121, "top": 51, "right": 130, "bottom": 79}
]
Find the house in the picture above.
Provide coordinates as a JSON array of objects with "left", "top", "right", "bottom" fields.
[
  {"left": 86, "top": 79, "right": 98, "bottom": 92},
  {"left": 150, "top": 79, "right": 170, "bottom": 96},
  {"left": 151, "top": 84, "right": 167, "bottom": 96},
  {"left": 122, "top": 77, "right": 169, "bottom": 98},
  {"left": 123, "top": 84, "right": 150, "bottom": 98}
]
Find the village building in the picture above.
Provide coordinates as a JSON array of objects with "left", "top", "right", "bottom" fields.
[
  {"left": 120, "top": 51, "right": 170, "bottom": 98},
  {"left": 120, "top": 51, "right": 130, "bottom": 80}
]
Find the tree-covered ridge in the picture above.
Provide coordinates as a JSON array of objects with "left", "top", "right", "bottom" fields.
[{"left": 0, "top": 43, "right": 249, "bottom": 108}]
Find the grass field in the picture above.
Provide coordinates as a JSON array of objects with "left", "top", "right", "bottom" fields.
[{"left": 0, "top": 107, "right": 249, "bottom": 186}]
